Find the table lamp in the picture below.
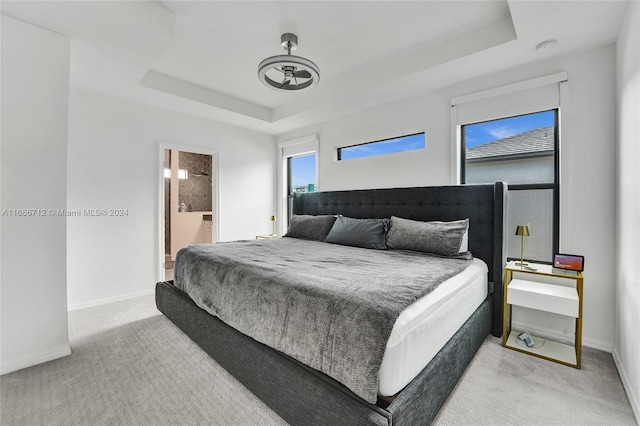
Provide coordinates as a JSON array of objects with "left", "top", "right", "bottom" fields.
[{"left": 515, "top": 225, "right": 530, "bottom": 266}]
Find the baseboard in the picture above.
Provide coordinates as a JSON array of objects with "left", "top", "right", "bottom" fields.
[
  {"left": 582, "top": 336, "right": 613, "bottom": 352},
  {"left": 67, "top": 289, "right": 155, "bottom": 311},
  {"left": 613, "top": 347, "right": 640, "bottom": 423},
  {"left": 511, "top": 320, "right": 612, "bottom": 352},
  {"left": 1, "top": 345, "right": 71, "bottom": 375}
]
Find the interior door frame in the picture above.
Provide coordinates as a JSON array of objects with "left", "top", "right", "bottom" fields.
[{"left": 156, "top": 142, "right": 220, "bottom": 282}]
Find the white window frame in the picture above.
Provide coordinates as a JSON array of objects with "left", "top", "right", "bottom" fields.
[
  {"left": 450, "top": 71, "right": 568, "bottom": 184},
  {"left": 450, "top": 72, "right": 570, "bottom": 262}
]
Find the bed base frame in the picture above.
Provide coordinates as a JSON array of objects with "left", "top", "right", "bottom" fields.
[
  {"left": 156, "top": 282, "right": 490, "bottom": 425},
  {"left": 156, "top": 182, "right": 506, "bottom": 425}
]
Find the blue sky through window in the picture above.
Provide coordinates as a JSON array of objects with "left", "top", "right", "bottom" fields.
[
  {"left": 290, "top": 154, "right": 316, "bottom": 187},
  {"left": 290, "top": 113, "right": 552, "bottom": 188},
  {"left": 464, "top": 110, "right": 555, "bottom": 148},
  {"left": 339, "top": 133, "right": 425, "bottom": 161}
]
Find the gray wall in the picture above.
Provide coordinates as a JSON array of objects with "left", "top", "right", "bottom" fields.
[{"left": 178, "top": 151, "right": 212, "bottom": 212}]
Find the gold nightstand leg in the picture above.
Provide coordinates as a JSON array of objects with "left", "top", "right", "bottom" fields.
[
  {"left": 575, "top": 275, "right": 584, "bottom": 369},
  {"left": 502, "top": 268, "right": 512, "bottom": 347}
]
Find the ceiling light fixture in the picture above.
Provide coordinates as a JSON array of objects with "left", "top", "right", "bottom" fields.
[
  {"left": 258, "top": 33, "right": 320, "bottom": 92},
  {"left": 536, "top": 39, "right": 558, "bottom": 51}
]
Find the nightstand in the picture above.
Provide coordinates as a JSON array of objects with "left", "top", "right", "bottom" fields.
[
  {"left": 502, "top": 260, "right": 583, "bottom": 368},
  {"left": 255, "top": 234, "right": 279, "bottom": 240}
]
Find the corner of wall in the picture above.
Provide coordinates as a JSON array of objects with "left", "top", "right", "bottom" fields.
[
  {"left": 614, "top": 0, "right": 640, "bottom": 423},
  {"left": 613, "top": 347, "right": 640, "bottom": 422}
]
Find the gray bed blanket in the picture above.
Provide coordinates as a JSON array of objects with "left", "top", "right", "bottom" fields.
[{"left": 174, "top": 238, "right": 472, "bottom": 404}]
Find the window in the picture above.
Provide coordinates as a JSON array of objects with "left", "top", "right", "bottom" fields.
[
  {"left": 163, "top": 168, "right": 189, "bottom": 179},
  {"left": 461, "top": 110, "right": 559, "bottom": 263},
  {"left": 337, "top": 132, "right": 425, "bottom": 161},
  {"left": 287, "top": 153, "right": 316, "bottom": 219},
  {"left": 288, "top": 154, "right": 316, "bottom": 194},
  {"left": 279, "top": 135, "right": 318, "bottom": 231}
]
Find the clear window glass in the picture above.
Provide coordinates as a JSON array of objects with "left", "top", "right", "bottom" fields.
[
  {"left": 288, "top": 154, "right": 316, "bottom": 194},
  {"left": 338, "top": 133, "right": 425, "bottom": 161},
  {"left": 287, "top": 153, "right": 316, "bottom": 220},
  {"left": 461, "top": 110, "right": 558, "bottom": 263},
  {"left": 463, "top": 111, "right": 555, "bottom": 185}
]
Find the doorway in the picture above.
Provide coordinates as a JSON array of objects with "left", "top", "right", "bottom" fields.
[{"left": 159, "top": 144, "right": 219, "bottom": 281}]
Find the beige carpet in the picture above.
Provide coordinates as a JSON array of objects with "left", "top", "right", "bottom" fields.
[
  {"left": 1, "top": 296, "right": 287, "bottom": 426},
  {"left": 433, "top": 335, "right": 637, "bottom": 425},
  {"left": 1, "top": 295, "right": 636, "bottom": 425}
]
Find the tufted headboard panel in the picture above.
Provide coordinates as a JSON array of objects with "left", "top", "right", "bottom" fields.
[{"left": 293, "top": 182, "right": 507, "bottom": 337}]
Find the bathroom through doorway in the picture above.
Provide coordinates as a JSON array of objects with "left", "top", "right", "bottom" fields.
[{"left": 159, "top": 144, "right": 219, "bottom": 281}]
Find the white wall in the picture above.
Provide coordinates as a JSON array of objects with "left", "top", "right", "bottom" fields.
[
  {"left": 1, "top": 16, "right": 71, "bottom": 373},
  {"left": 279, "top": 45, "right": 618, "bottom": 351},
  {"left": 310, "top": 90, "right": 453, "bottom": 192},
  {"left": 615, "top": 0, "right": 640, "bottom": 420},
  {"left": 67, "top": 88, "right": 275, "bottom": 309}
]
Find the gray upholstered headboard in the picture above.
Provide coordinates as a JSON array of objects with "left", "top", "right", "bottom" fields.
[{"left": 292, "top": 182, "right": 507, "bottom": 337}]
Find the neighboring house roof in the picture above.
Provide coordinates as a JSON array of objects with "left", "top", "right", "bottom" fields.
[{"left": 466, "top": 126, "right": 554, "bottom": 162}]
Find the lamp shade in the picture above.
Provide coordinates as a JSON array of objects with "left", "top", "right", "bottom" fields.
[{"left": 515, "top": 225, "right": 531, "bottom": 236}]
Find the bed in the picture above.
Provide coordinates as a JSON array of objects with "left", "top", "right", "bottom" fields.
[{"left": 156, "top": 182, "right": 506, "bottom": 425}]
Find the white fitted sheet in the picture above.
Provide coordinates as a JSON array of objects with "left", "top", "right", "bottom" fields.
[{"left": 378, "top": 258, "right": 488, "bottom": 396}]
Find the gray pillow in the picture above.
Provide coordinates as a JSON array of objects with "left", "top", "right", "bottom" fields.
[
  {"left": 284, "top": 214, "right": 336, "bottom": 241},
  {"left": 387, "top": 216, "right": 469, "bottom": 257},
  {"left": 325, "top": 215, "right": 390, "bottom": 249}
]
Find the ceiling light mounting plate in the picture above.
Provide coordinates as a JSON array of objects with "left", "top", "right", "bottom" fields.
[{"left": 258, "top": 33, "right": 320, "bottom": 92}]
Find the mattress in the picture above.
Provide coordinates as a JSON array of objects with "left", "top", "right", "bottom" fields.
[
  {"left": 174, "top": 239, "right": 474, "bottom": 403},
  {"left": 379, "top": 258, "right": 488, "bottom": 396}
]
